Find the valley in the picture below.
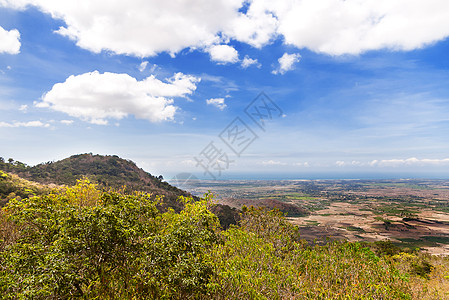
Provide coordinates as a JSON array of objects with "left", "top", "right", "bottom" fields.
[{"left": 182, "top": 179, "right": 449, "bottom": 254}]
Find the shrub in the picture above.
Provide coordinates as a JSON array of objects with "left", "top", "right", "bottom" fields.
[
  {"left": 0, "top": 181, "right": 434, "bottom": 299},
  {"left": 0, "top": 180, "right": 219, "bottom": 299},
  {"left": 207, "top": 207, "right": 411, "bottom": 299}
]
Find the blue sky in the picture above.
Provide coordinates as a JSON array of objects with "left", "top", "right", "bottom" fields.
[{"left": 1, "top": 0, "right": 449, "bottom": 179}]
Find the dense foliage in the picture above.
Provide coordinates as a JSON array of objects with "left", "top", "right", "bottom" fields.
[
  {"left": 0, "top": 180, "right": 447, "bottom": 299},
  {"left": 0, "top": 170, "right": 51, "bottom": 207},
  {"left": 0, "top": 154, "right": 186, "bottom": 199},
  {"left": 0, "top": 155, "right": 240, "bottom": 228},
  {"left": 0, "top": 180, "right": 219, "bottom": 299}
]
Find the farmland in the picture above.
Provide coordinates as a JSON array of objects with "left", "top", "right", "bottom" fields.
[{"left": 186, "top": 179, "right": 449, "bottom": 255}]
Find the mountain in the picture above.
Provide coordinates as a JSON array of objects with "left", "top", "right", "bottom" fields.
[
  {"left": 0, "top": 153, "right": 240, "bottom": 227},
  {"left": 0, "top": 153, "right": 191, "bottom": 209},
  {"left": 2, "top": 153, "right": 175, "bottom": 191}
]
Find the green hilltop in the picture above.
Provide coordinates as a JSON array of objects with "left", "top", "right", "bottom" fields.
[
  {"left": 0, "top": 153, "right": 187, "bottom": 200},
  {"left": 0, "top": 153, "right": 240, "bottom": 228}
]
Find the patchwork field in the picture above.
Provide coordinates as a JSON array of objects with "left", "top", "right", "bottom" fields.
[{"left": 185, "top": 179, "right": 449, "bottom": 255}]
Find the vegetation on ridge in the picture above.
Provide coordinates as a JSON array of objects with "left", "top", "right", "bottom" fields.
[
  {"left": 0, "top": 170, "right": 51, "bottom": 207},
  {"left": 0, "top": 153, "right": 187, "bottom": 200},
  {"left": 0, "top": 154, "right": 240, "bottom": 228}
]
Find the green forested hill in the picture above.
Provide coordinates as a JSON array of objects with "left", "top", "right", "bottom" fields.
[
  {"left": 0, "top": 153, "right": 182, "bottom": 195},
  {"left": 0, "top": 153, "right": 190, "bottom": 208},
  {"left": 0, "top": 153, "right": 240, "bottom": 227}
]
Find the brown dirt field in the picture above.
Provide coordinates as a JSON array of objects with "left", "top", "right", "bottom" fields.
[
  {"left": 289, "top": 202, "right": 449, "bottom": 255},
  {"left": 186, "top": 179, "right": 449, "bottom": 255}
]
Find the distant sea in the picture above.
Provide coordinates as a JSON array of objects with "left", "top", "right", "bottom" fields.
[{"left": 174, "top": 172, "right": 449, "bottom": 181}]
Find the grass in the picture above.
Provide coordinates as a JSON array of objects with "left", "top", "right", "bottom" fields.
[
  {"left": 421, "top": 236, "right": 449, "bottom": 245},
  {"left": 434, "top": 206, "right": 449, "bottom": 213},
  {"left": 375, "top": 216, "right": 393, "bottom": 223},
  {"left": 396, "top": 236, "right": 449, "bottom": 249},
  {"left": 359, "top": 207, "right": 372, "bottom": 211},
  {"left": 346, "top": 225, "right": 365, "bottom": 232},
  {"left": 286, "top": 195, "right": 318, "bottom": 201},
  {"left": 304, "top": 220, "right": 320, "bottom": 226},
  {"left": 371, "top": 204, "right": 419, "bottom": 217}
]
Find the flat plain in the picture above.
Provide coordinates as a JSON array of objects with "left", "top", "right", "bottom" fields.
[{"left": 185, "top": 179, "right": 449, "bottom": 255}]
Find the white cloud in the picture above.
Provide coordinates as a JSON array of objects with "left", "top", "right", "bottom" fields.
[
  {"left": 2, "top": 0, "right": 449, "bottom": 57},
  {"left": 0, "top": 120, "right": 50, "bottom": 128},
  {"left": 334, "top": 158, "right": 449, "bottom": 168},
  {"left": 60, "top": 120, "right": 74, "bottom": 125},
  {"left": 36, "top": 71, "right": 200, "bottom": 125},
  {"left": 335, "top": 161, "right": 346, "bottom": 167},
  {"left": 148, "top": 64, "right": 158, "bottom": 73},
  {"left": 206, "top": 98, "right": 227, "bottom": 110},
  {"left": 0, "top": 0, "right": 243, "bottom": 57},
  {"left": 18, "top": 104, "right": 28, "bottom": 111},
  {"left": 139, "top": 62, "right": 158, "bottom": 73},
  {"left": 225, "top": 1, "right": 278, "bottom": 48},
  {"left": 241, "top": 55, "right": 261, "bottom": 69},
  {"left": 261, "top": 160, "right": 287, "bottom": 166},
  {"left": 138, "top": 61, "right": 148, "bottom": 72},
  {"left": 272, "top": 0, "right": 449, "bottom": 55},
  {"left": 0, "top": 25, "right": 21, "bottom": 54},
  {"left": 293, "top": 161, "right": 309, "bottom": 167},
  {"left": 272, "top": 53, "right": 301, "bottom": 75},
  {"left": 370, "top": 157, "right": 449, "bottom": 167},
  {"left": 207, "top": 44, "right": 239, "bottom": 64}
]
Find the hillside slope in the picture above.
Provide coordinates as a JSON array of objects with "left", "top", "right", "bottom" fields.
[
  {"left": 0, "top": 154, "right": 240, "bottom": 227},
  {"left": 1, "top": 153, "right": 188, "bottom": 201},
  {"left": 2, "top": 154, "right": 180, "bottom": 193},
  {"left": 0, "top": 170, "right": 52, "bottom": 206}
]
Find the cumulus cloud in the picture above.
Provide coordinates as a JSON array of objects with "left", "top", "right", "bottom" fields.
[
  {"left": 60, "top": 120, "right": 74, "bottom": 125},
  {"left": 206, "top": 98, "right": 227, "bottom": 110},
  {"left": 225, "top": 2, "right": 278, "bottom": 48},
  {"left": 0, "top": 0, "right": 242, "bottom": 57},
  {"left": 0, "top": 120, "right": 50, "bottom": 128},
  {"left": 2, "top": 0, "right": 449, "bottom": 57},
  {"left": 36, "top": 71, "right": 200, "bottom": 125},
  {"left": 241, "top": 55, "right": 261, "bottom": 69},
  {"left": 272, "top": 0, "right": 449, "bottom": 55},
  {"left": 0, "top": 25, "right": 21, "bottom": 54},
  {"left": 18, "top": 104, "right": 28, "bottom": 111},
  {"left": 208, "top": 44, "right": 239, "bottom": 64},
  {"left": 272, "top": 53, "right": 301, "bottom": 75}
]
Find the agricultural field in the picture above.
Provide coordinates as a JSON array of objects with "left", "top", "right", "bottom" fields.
[{"left": 186, "top": 179, "right": 449, "bottom": 255}]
